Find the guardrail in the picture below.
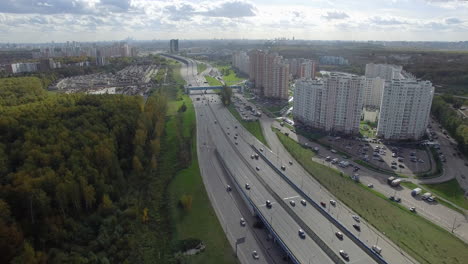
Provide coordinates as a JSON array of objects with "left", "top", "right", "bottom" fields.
[
  {"left": 208, "top": 99, "right": 347, "bottom": 264},
  {"left": 251, "top": 145, "right": 389, "bottom": 264},
  {"left": 214, "top": 150, "right": 300, "bottom": 264}
]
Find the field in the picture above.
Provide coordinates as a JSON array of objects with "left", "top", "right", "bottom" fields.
[
  {"left": 218, "top": 66, "right": 246, "bottom": 85},
  {"left": 228, "top": 105, "right": 268, "bottom": 147},
  {"left": 276, "top": 131, "right": 468, "bottom": 264},
  {"left": 205, "top": 75, "right": 223, "bottom": 86}
]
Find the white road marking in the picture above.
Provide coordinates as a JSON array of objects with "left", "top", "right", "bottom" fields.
[{"left": 283, "top": 196, "right": 299, "bottom": 200}]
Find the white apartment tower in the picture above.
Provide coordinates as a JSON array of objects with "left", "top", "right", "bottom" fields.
[
  {"left": 232, "top": 51, "right": 250, "bottom": 75},
  {"left": 377, "top": 79, "right": 434, "bottom": 140},
  {"left": 365, "top": 63, "right": 403, "bottom": 80},
  {"left": 363, "top": 77, "right": 385, "bottom": 108},
  {"left": 293, "top": 73, "right": 364, "bottom": 134}
]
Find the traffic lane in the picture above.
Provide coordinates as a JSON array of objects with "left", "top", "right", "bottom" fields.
[
  {"left": 207, "top": 109, "right": 335, "bottom": 264},
  {"left": 194, "top": 99, "right": 273, "bottom": 263},
  {"left": 201, "top": 98, "right": 335, "bottom": 264},
  {"left": 210, "top": 102, "right": 377, "bottom": 264},
  {"left": 256, "top": 118, "right": 417, "bottom": 264},
  {"left": 192, "top": 90, "right": 280, "bottom": 262}
]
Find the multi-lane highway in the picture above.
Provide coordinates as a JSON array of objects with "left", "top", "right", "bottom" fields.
[{"left": 175, "top": 54, "right": 417, "bottom": 263}]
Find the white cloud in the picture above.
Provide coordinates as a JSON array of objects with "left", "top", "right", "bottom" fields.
[
  {"left": 0, "top": 0, "right": 468, "bottom": 42},
  {"left": 322, "top": 11, "right": 349, "bottom": 20}
]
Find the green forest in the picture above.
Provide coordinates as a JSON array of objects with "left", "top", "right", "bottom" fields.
[
  {"left": 0, "top": 75, "right": 172, "bottom": 263},
  {"left": 432, "top": 95, "right": 468, "bottom": 154}
]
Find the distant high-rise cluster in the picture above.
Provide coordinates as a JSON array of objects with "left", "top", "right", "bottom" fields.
[
  {"left": 169, "top": 39, "right": 179, "bottom": 53},
  {"left": 32, "top": 42, "right": 137, "bottom": 59},
  {"left": 288, "top": 58, "right": 316, "bottom": 79},
  {"left": 294, "top": 73, "right": 365, "bottom": 134},
  {"left": 293, "top": 63, "right": 434, "bottom": 140},
  {"left": 232, "top": 51, "right": 250, "bottom": 75},
  {"left": 248, "top": 50, "right": 289, "bottom": 100}
]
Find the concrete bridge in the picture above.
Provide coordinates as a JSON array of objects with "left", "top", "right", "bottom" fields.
[{"left": 185, "top": 85, "right": 243, "bottom": 93}]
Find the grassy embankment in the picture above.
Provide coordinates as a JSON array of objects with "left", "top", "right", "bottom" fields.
[
  {"left": 218, "top": 65, "right": 246, "bottom": 85},
  {"left": 227, "top": 104, "right": 268, "bottom": 147},
  {"left": 163, "top": 61, "right": 238, "bottom": 263},
  {"left": 205, "top": 75, "right": 223, "bottom": 86},
  {"left": 197, "top": 63, "right": 207, "bottom": 75},
  {"left": 275, "top": 130, "right": 468, "bottom": 264}
]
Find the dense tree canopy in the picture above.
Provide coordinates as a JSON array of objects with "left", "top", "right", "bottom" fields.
[{"left": 0, "top": 77, "right": 167, "bottom": 263}]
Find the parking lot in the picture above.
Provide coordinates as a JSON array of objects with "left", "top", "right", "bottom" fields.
[
  {"left": 232, "top": 94, "right": 262, "bottom": 121},
  {"left": 319, "top": 136, "right": 433, "bottom": 175}
]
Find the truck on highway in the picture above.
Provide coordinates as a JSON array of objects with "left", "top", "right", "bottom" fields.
[
  {"left": 411, "top": 188, "right": 422, "bottom": 197},
  {"left": 422, "top": 192, "right": 432, "bottom": 200}
]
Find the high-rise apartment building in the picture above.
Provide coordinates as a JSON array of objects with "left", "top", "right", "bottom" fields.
[
  {"left": 232, "top": 51, "right": 250, "bottom": 75},
  {"left": 248, "top": 50, "right": 289, "bottom": 99},
  {"left": 377, "top": 79, "right": 434, "bottom": 140},
  {"left": 365, "top": 63, "right": 403, "bottom": 80},
  {"left": 169, "top": 39, "right": 179, "bottom": 53},
  {"left": 293, "top": 73, "right": 365, "bottom": 134},
  {"left": 363, "top": 77, "right": 385, "bottom": 108},
  {"left": 288, "top": 58, "right": 316, "bottom": 79}
]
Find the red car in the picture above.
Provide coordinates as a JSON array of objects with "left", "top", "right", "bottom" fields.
[{"left": 320, "top": 202, "right": 326, "bottom": 208}]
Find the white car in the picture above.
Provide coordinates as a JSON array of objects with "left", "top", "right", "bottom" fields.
[
  {"left": 352, "top": 215, "right": 360, "bottom": 222},
  {"left": 298, "top": 229, "right": 306, "bottom": 239},
  {"left": 240, "top": 218, "right": 246, "bottom": 226},
  {"left": 339, "top": 250, "right": 349, "bottom": 260},
  {"left": 290, "top": 200, "right": 296, "bottom": 206},
  {"left": 252, "top": 250, "right": 259, "bottom": 260},
  {"left": 330, "top": 200, "right": 336, "bottom": 206},
  {"left": 300, "top": 199, "right": 307, "bottom": 206}
]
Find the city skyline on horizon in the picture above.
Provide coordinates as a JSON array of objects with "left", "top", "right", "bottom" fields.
[{"left": 1, "top": 0, "right": 468, "bottom": 43}]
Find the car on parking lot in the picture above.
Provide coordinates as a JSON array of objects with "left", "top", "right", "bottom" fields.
[
  {"left": 290, "top": 200, "right": 296, "bottom": 206},
  {"left": 251, "top": 154, "right": 255, "bottom": 159},
  {"left": 389, "top": 196, "right": 395, "bottom": 201},
  {"left": 301, "top": 199, "right": 307, "bottom": 206},
  {"left": 353, "top": 224, "right": 361, "bottom": 231},
  {"left": 259, "top": 148, "right": 264, "bottom": 152},
  {"left": 245, "top": 183, "right": 251, "bottom": 190},
  {"left": 254, "top": 154, "right": 259, "bottom": 159},
  {"left": 399, "top": 164, "right": 405, "bottom": 168},
  {"left": 395, "top": 197, "right": 401, "bottom": 203},
  {"left": 298, "top": 229, "right": 306, "bottom": 239},
  {"left": 410, "top": 207, "right": 417, "bottom": 213},
  {"left": 335, "top": 231, "right": 344, "bottom": 240},
  {"left": 255, "top": 166, "right": 260, "bottom": 171},
  {"left": 252, "top": 250, "right": 259, "bottom": 260},
  {"left": 289, "top": 160, "right": 293, "bottom": 165},
  {"left": 330, "top": 200, "right": 336, "bottom": 206},
  {"left": 240, "top": 218, "right": 246, "bottom": 226},
  {"left": 320, "top": 201, "right": 326, "bottom": 208},
  {"left": 226, "top": 185, "right": 232, "bottom": 191},
  {"left": 339, "top": 250, "right": 349, "bottom": 260},
  {"left": 266, "top": 200, "right": 272, "bottom": 208},
  {"left": 367, "top": 183, "right": 374, "bottom": 188}
]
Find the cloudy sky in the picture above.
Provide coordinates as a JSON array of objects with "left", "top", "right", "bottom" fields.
[{"left": 0, "top": 0, "right": 467, "bottom": 43}]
